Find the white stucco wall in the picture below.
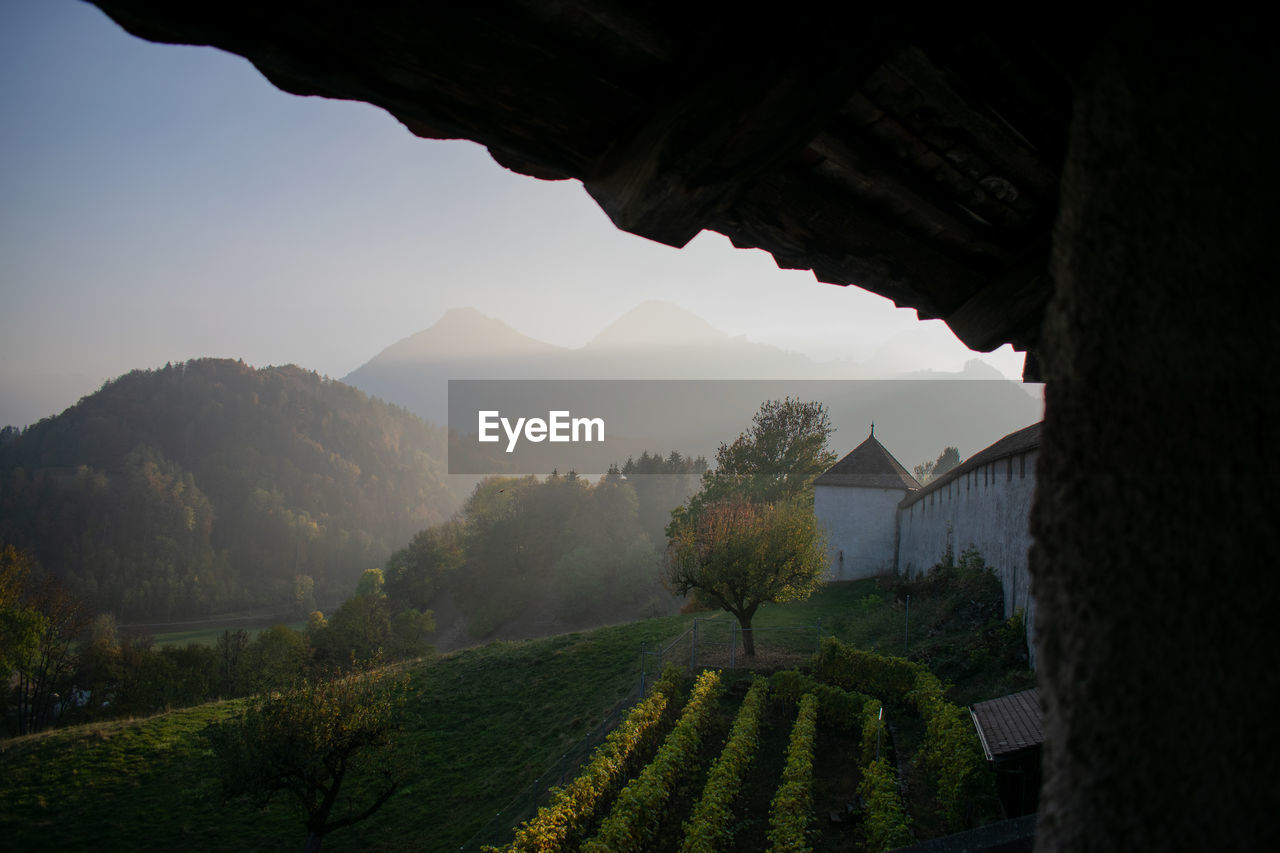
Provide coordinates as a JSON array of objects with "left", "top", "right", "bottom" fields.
[
  {"left": 896, "top": 449, "right": 1038, "bottom": 667},
  {"left": 814, "top": 484, "right": 907, "bottom": 580}
]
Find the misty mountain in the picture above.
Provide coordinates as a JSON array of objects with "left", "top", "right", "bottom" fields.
[
  {"left": 584, "top": 299, "right": 731, "bottom": 349},
  {"left": 346, "top": 301, "right": 866, "bottom": 425},
  {"left": 344, "top": 301, "right": 1043, "bottom": 473},
  {"left": 0, "top": 359, "right": 459, "bottom": 622}
]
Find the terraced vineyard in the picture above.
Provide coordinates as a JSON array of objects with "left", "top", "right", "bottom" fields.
[
  {"left": 2, "top": 580, "right": 1030, "bottom": 852},
  {"left": 496, "top": 638, "right": 999, "bottom": 853}
]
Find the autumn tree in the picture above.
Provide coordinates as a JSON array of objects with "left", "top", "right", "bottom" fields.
[
  {"left": 666, "top": 498, "right": 826, "bottom": 656},
  {"left": 665, "top": 399, "right": 833, "bottom": 656},
  {"left": 212, "top": 666, "right": 411, "bottom": 853}
]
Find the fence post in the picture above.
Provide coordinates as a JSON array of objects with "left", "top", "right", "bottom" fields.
[
  {"left": 904, "top": 594, "right": 910, "bottom": 655},
  {"left": 640, "top": 642, "right": 647, "bottom": 694},
  {"left": 815, "top": 617, "right": 823, "bottom": 656},
  {"left": 691, "top": 618, "right": 698, "bottom": 669},
  {"left": 730, "top": 622, "right": 737, "bottom": 669}
]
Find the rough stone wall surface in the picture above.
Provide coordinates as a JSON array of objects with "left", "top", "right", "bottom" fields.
[
  {"left": 897, "top": 451, "right": 1038, "bottom": 666},
  {"left": 814, "top": 485, "right": 905, "bottom": 580},
  {"left": 898, "top": 452, "right": 1037, "bottom": 600},
  {"left": 1032, "top": 19, "right": 1279, "bottom": 851}
]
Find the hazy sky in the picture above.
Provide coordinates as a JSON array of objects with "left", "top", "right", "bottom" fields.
[{"left": 0, "top": 1, "right": 1026, "bottom": 427}]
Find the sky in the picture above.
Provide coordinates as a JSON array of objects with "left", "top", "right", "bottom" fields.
[{"left": 0, "top": 0, "right": 1027, "bottom": 428}]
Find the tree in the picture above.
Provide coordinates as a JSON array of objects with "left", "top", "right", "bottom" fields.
[
  {"left": 212, "top": 666, "right": 411, "bottom": 853},
  {"left": 620, "top": 449, "right": 708, "bottom": 547},
  {"left": 215, "top": 628, "right": 250, "bottom": 697},
  {"left": 666, "top": 498, "right": 826, "bottom": 656},
  {"left": 354, "top": 568, "right": 385, "bottom": 599},
  {"left": 552, "top": 479, "right": 663, "bottom": 624},
  {"left": 663, "top": 400, "right": 834, "bottom": 656},
  {"left": 384, "top": 522, "right": 463, "bottom": 611},
  {"left": 694, "top": 398, "right": 836, "bottom": 507},
  {"left": 312, "top": 594, "right": 392, "bottom": 666},
  {"left": 913, "top": 446, "right": 962, "bottom": 485},
  {"left": 1, "top": 546, "right": 89, "bottom": 733},
  {"left": 243, "top": 624, "right": 311, "bottom": 690},
  {"left": 293, "top": 574, "right": 316, "bottom": 618}
]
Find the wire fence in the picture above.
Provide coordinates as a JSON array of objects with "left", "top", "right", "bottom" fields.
[
  {"left": 641, "top": 615, "right": 825, "bottom": 691},
  {"left": 457, "top": 679, "right": 646, "bottom": 851},
  {"left": 457, "top": 616, "right": 824, "bottom": 851}
]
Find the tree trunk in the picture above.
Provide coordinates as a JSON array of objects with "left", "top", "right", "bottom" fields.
[
  {"left": 302, "top": 831, "right": 324, "bottom": 853},
  {"left": 739, "top": 618, "right": 755, "bottom": 658}
]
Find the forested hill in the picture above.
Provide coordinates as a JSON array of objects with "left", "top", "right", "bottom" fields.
[{"left": 0, "top": 359, "right": 458, "bottom": 622}]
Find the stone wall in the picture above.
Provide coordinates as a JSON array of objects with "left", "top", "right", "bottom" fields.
[
  {"left": 897, "top": 448, "right": 1039, "bottom": 667},
  {"left": 814, "top": 484, "right": 906, "bottom": 581}
]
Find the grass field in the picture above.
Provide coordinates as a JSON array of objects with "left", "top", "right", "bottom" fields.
[
  {"left": 0, "top": 579, "right": 1033, "bottom": 852},
  {"left": 151, "top": 620, "right": 307, "bottom": 648}
]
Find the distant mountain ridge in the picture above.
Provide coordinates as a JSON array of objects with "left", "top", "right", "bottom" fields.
[
  {"left": 343, "top": 301, "right": 858, "bottom": 424},
  {"left": 371, "top": 307, "right": 567, "bottom": 363},
  {"left": 341, "top": 302, "right": 1043, "bottom": 469},
  {"left": 583, "top": 300, "right": 730, "bottom": 349}
]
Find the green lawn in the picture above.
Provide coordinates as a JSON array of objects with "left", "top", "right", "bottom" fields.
[
  {"left": 0, "top": 613, "right": 690, "bottom": 852},
  {"left": 151, "top": 621, "right": 306, "bottom": 648}
]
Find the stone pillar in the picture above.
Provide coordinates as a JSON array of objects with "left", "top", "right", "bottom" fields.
[{"left": 1033, "top": 20, "right": 1279, "bottom": 850}]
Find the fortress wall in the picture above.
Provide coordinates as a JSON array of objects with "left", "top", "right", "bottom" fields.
[
  {"left": 897, "top": 449, "right": 1039, "bottom": 665},
  {"left": 814, "top": 485, "right": 905, "bottom": 581}
]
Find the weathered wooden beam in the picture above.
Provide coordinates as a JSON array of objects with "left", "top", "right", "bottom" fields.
[
  {"left": 944, "top": 243, "right": 1050, "bottom": 352},
  {"left": 720, "top": 166, "right": 990, "bottom": 319},
  {"left": 841, "top": 91, "right": 1036, "bottom": 235},
  {"left": 806, "top": 132, "right": 1017, "bottom": 267},
  {"left": 877, "top": 46, "right": 1062, "bottom": 203},
  {"left": 580, "top": 28, "right": 903, "bottom": 247}
]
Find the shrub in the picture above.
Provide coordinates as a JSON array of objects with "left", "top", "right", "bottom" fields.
[
  {"left": 859, "top": 758, "right": 911, "bottom": 852},
  {"left": 507, "top": 689, "right": 671, "bottom": 851},
  {"left": 907, "top": 669, "right": 996, "bottom": 831},
  {"left": 770, "top": 669, "right": 869, "bottom": 731},
  {"left": 767, "top": 692, "right": 819, "bottom": 852},
  {"left": 583, "top": 669, "right": 723, "bottom": 853},
  {"left": 813, "top": 638, "right": 923, "bottom": 706},
  {"left": 680, "top": 677, "right": 769, "bottom": 853}
]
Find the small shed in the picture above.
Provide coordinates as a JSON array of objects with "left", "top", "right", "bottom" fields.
[{"left": 970, "top": 688, "right": 1043, "bottom": 818}]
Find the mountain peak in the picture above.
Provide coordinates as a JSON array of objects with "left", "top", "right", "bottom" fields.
[
  {"left": 370, "top": 307, "right": 564, "bottom": 363},
  {"left": 584, "top": 300, "right": 729, "bottom": 350}
]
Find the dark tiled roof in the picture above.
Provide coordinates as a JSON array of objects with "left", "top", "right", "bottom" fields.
[
  {"left": 899, "top": 420, "right": 1042, "bottom": 509},
  {"left": 971, "top": 688, "right": 1042, "bottom": 760},
  {"left": 813, "top": 431, "right": 921, "bottom": 490}
]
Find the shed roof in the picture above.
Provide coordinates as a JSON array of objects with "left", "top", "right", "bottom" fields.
[
  {"left": 813, "top": 430, "right": 921, "bottom": 490},
  {"left": 971, "top": 688, "right": 1043, "bottom": 761}
]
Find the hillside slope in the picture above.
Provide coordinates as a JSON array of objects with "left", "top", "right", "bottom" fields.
[
  {"left": 0, "top": 359, "right": 458, "bottom": 621},
  {"left": 0, "top": 579, "right": 1034, "bottom": 852}
]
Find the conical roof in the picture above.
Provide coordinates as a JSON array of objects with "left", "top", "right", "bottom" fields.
[{"left": 813, "top": 429, "right": 921, "bottom": 489}]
